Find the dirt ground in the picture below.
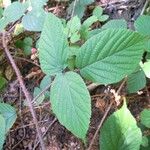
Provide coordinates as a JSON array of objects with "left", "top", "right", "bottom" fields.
[{"left": 1, "top": 0, "right": 150, "bottom": 150}]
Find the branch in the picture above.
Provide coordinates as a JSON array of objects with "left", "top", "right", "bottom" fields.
[{"left": 2, "top": 32, "right": 46, "bottom": 150}]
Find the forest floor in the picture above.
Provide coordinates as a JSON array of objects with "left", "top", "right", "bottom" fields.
[{"left": 0, "top": 0, "right": 150, "bottom": 150}]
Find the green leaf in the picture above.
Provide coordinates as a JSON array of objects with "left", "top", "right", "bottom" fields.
[
  {"left": 39, "top": 13, "right": 68, "bottom": 75},
  {"left": 142, "top": 60, "right": 150, "bottom": 78},
  {"left": 13, "top": 23, "right": 24, "bottom": 36},
  {"left": 102, "top": 19, "right": 127, "bottom": 29},
  {"left": 30, "top": 0, "right": 48, "bottom": 10},
  {"left": 3, "top": 2, "right": 27, "bottom": 22},
  {"left": 22, "top": 9, "right": 46, "bottom": 31},
  {"left": 82, "top": 16, "right": 98, "bottom": 29},
  {"left": 76, "top": 29, "right": 145, "bottom": 84},
  {"left": 88, "top": 19, "right": 127, "bottom": 39},
  {"left": 23, "top": 37, "right": 33, "bottom": 55},
  {"left": 33, "top": 87, "right": 45, "bottom": 106},
  {"left": 70, "top": 32, "right": 80, "bottom": 43},
  {"left": 135, "top": 15, "right": 150, "bottom": 36},
  {"left": 0, "top": 8, "right": 3, "bottom": 18},
  {"left": 127, "top": 69, "right": 146, "bottom": 93},
  {"left": 0, "top": 115, "right": 5, "bottom": 150},
  {"left": 141, "top": 136, "right": 149, "bottom": 147},
  {"left": 100, "top": 101, "right": 142, "bottom": 150},
  {"left": 50, "top": 72, "right": 91, "bottom": 140},
  {"left": 145, "top": 39, "right": 150, "bottom": 52},
  {"left": 67, "top": 15, "right": 81, "bottom": 35},
  {"left": 0, "top": 17, "right": 9, "bottom": 31},
  {"left": 40, "top": 75, "right": 51, "bottom": 90},
  {"left": 140, "top": 109, "right": 150, "bottom": 128},
  {"left": 0, "top": 76, "right": 7, "bottom": 90},
  {"left": 98, "top": 15, "right": 109, "bottom": 22},
  {"left": 0, "top": 103, "right": 17, "bottom": 132},
  {"left": 67, "top": 0, "right": 94, "bottom": 19},
  {"left": 15, "top": 37, "right": 33, "bottom": 56},
  {"left": 80, "top": 0, "right": 94, "bottom": 5},
  {"left": 93, "top": 6, "right": 103, "bottom": 17}
]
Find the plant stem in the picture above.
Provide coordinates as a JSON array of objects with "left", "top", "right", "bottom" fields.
[{"left": 2, "top": 32, "right": 46, "bottom": 150}]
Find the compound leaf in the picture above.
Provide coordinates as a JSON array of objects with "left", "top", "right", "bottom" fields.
[
  {"left": 50, "top": 72, "right": 91, "bottom": 140},
  {"left": 100, "top": 101, "right": 142, "bottom": 150},
  {"left": 76, "top": 29, "right": 145, "bottom": 84},
  {"left": 39, "top": 13, "right": 68, "bottom": 75}
]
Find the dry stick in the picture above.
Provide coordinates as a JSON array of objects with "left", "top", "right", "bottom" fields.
[
  {"left": 87, "top": 78, "right": 127, "bottom": 150},
  {"left": 140, "top": 0, "right": 149, "bottom": 15},
  {"left": 2, "top": 32, "right": 46, "bottom": 150}
]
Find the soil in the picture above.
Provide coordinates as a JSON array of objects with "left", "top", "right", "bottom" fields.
[{"left": 1, "top": 0, "right": 150, "bottom": 150}]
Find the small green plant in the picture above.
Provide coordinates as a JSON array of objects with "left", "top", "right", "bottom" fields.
[
  {"left": 0, "top": 0, "right": 150, "bottom": 149},
  {"left": 38, "top": 12, "right": 148, "bottom": 145}
]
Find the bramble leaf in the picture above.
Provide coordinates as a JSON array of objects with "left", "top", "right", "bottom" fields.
[
  {"left": 50, "top": 72, "right": 91, "bottom": 140},
  {"left": 39, "top": 13, "right": 68, "bottom": 75},
  {"left": 100, "top": 101, "right": 142, "bottom": 150},
  {"left": 76, "top": 29, "right": 145, "bottom": 84}
]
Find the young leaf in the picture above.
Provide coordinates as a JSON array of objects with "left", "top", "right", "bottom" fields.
[
  {"left": 0, "top": 115, "right": 5, "bottom": 150},
  {"left": 140, "top": 109, "right": 150, "bottom": 128},
  {"left": 100, "top": 101, "right": 142, "bottom": 150},
  {"left": 67, "top": 15, "right": 81, "bottom": 35},
  {"left": 127, "top": 69, "right": 146, "bottom": 93},
  {"left": 50, "top": 72, "right": 91, "bottom": 140},
  {"left": 39, "top": 13, "right": 68, "bottom": 76},
  {"left": 76, "top": 29, "right": 145, "bottom": 84},
  {"left": 0, "top": 103, "right": 17, "bottom": 132},
  {"left": 93, "top": 6, "right": 103, "bottom": 17}
]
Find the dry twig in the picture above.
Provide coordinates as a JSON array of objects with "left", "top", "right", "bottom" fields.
[{"left": 2, "top": 32, "right": 46, "bottom": 150}]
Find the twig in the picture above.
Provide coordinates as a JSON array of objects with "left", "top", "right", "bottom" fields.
[
  {"left": 87, "top": 78, "right": 127, "bottom": 150},
  {"left": 31, "top": 84, "right": 52, "bottom": 103},
  {"left": 140, "top": 0, "right": 149, "bottom": 15},
  {"left": 2, "top": 32, "right": 46, "bottom": 150},
  {"left": 13, "top": 56, "right": 40, "bottom": 67}
]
